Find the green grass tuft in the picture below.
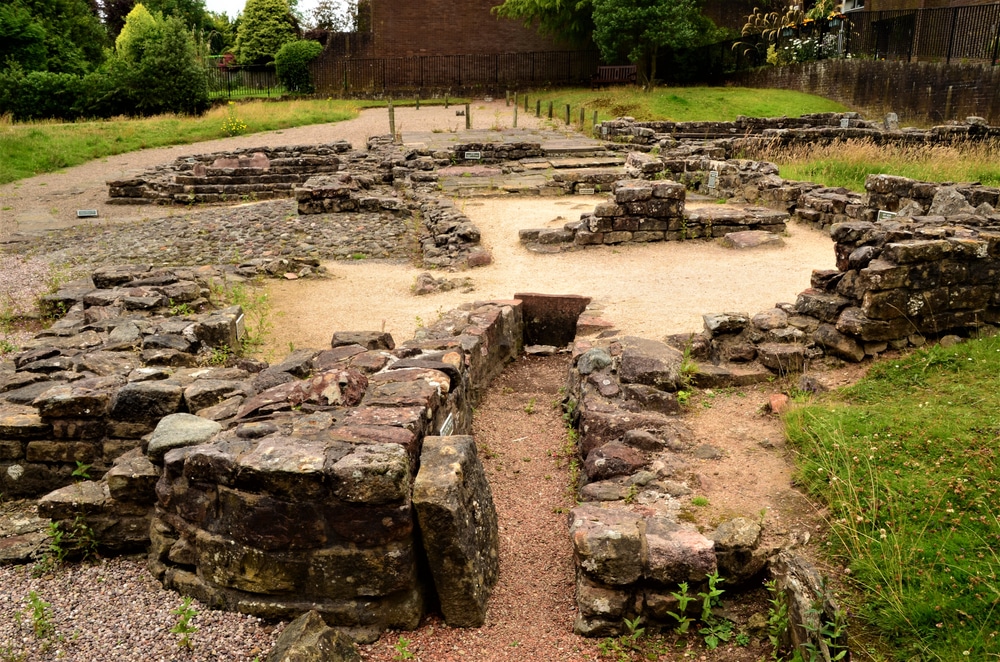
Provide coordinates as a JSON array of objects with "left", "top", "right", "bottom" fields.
[{"left": 785, "top": 335, "right": 1000, "bottom": 660}]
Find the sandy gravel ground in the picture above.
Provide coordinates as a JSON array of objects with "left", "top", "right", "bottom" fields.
[{"left": 263, "top": 201, "right": 835, "bottom": 359}]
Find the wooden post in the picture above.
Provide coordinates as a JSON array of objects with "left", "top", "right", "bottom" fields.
[
  {"left": 416, "top": 94, "right": 420, "bottom": 110},
  {"left": 389, "top": 100, "right": 396, "bottom": 142},
  {"left": 514, "top": 103, "right": 518, "bottom": 128},
  {"left": 465, "top": 103, "right": 471, "bottom": 129},
  {"left": 579, "top": 107, "right": 585, "bottom": 126},
  {"left": 506, "top": 90, "right": 510, "bottom": 106},
  {"left": 593, "top": 110, "right": 599, "bottom": 133},
  {"left": 525, "top": 94, "right": 529, "bottom": 112},
  {"left": 565, "top": 103, "right": 570, "bottom": 125},
  {"left": 445, "top": 95, "right": 449, "bottom": 109},
  {"left": 536, "top": 100, "right": 541, "bottom": 117},
  {"left": 548, "top": 101, "right": 553, "bottom": 119}
]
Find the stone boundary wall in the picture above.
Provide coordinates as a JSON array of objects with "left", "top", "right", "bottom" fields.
[
  {"left": 598, "top": 113, "right": 1000, "bottom": 150},
  {"left": 729, "top": 59, "right": 1000, "bottom": 126}
]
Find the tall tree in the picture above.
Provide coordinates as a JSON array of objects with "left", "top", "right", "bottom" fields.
[
  {"left": 0, "top": 4, "right": 48, "bottom": 72},
  {"left": 6, "top": 0, "right": 107, "bottom": 74},
  {"left": 310, "top": 0, "right": 358, "bottom": 31},
  {"left": 110, "top": 3, "right": 209, "bottom": 114},
  {"left": 591, "top": 0, "right": 713, "bottom": 88},
  {"left": 492, "top": 0, "right": 594, "bottom": 46},
  {"left": 236, "top": 0, "right": 299, "bottom": 64}
]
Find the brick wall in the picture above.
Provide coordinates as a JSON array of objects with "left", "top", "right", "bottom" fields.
[
  {"left": 730, "top": 59, "right": 1000, "bottom": 125},
  {"left": 369, "top": 0, "right": 570, "bottom": 56}
]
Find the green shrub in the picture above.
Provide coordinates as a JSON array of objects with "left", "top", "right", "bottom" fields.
[
  {"left": 236, "top": 0, "right": 299, "bottom": 65},
  {"left": 0, "top": 68, "right": 83, "bottom": 121},
  {"left": 275, "top": 39, "right": 322, "bottom": 93}
]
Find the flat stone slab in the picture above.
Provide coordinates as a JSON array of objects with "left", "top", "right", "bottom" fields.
[
  {"left": 721, "top": 231, "right": 785, "bottom": 249},
  {"left": 146, "top": 413, "right": 222, "bottom": 463},
  {"left": 412, "top": 435, "right": 499, "bottom": 628}
]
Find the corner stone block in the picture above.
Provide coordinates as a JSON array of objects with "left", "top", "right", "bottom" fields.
[
  {"left": 306, "top": 541, "right": 418, "bottom": 601},
  {"left": 570, "top": 503, "right": 643, "bottom": 586},
  {"left": 265, "top": 610, "right": 361, "bottom": 662},
  {"left": 195, "top": 529, "right": 307, "bottom": 594},
  {"left": 617, "top": 336, "right": 683, "bottom": 391},
  {"left": 412, "top": 435, "right": 499, "bottom": 628},
  {"left": 329, "top": 443, "right": 410, "bottom": 505},
  {"left": 38, "top": 480, "right": 109, "bottom": 520},
  {"left": 643, "top": 517, "right": 716, "bottom": 584},
  {"left": 110, "top": 381, "right": 184, "bottom": 422}
]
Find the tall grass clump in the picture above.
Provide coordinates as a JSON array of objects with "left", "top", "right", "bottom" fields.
[
  {"left": 785, "top": 335, "right": 1000, "bottom": 660},
  {"left": 530, "top": 86, "right": 847, "bottom": 124},
  {"left": 738, "top": 137, "right": 1000, "bottom": 192}
]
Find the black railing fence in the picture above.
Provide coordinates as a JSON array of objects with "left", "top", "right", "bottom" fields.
[
  {"left": 205, "top": 3, "right": 1000, "bottom": 99},
  {"left": 846, "top": 5, "right": 1000, "bottom": 64}
]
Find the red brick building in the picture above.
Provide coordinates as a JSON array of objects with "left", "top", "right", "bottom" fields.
[{"left": 365, "top": 0, "right": 572, "bottom": 57}]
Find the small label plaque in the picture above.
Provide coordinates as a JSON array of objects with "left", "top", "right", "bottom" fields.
[
  {"left": 877, "top": 210, "right": 898, "bottom": 222},
  {"left": 235, "top": 313, "right": 246, "bottom": 342},
  {"left": 578, "top": 187, "right": 596, "bottom": 195},
  {"left": 707, "top": 170, "right": 719, "bottom": 189},
  {"left": 439, "top": 412, "right": 455, "bottom": 436},
  {"left": 76, "top": 209, "right": 98, "bottom": 218},
  {"left": 840, "top": 117, "right": 850, "bottom": 128},
  {"left": 464, "top": 151, "right": 482, "bottom": 160}
]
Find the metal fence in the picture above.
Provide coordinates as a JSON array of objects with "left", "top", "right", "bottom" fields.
[
  {"left": 845, "top": 4, "right": 1000, "bottom": 64},
  {"left": 207, "top": 65, "right": 282, "bottom": 100},
  {"left": 310, "top": 51, "right": 600, "bottom": 93}
]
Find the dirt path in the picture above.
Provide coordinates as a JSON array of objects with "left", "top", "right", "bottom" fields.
[
  {"left": 361, "top": 355, "right": 603, "bottom": 661},
  {"left": 0, "top": 101, "right": 548, "bottom": 236}
]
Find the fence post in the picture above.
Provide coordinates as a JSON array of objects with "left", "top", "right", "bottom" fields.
[
  {"left": 593, "top": 110, "right": 598, "bottom": 134},
  {"left": 389, "top": 100, "right": 396, "bottom": 142},
  {"left": 579, "top": 107, "right": 585, "bottom": 126},
  {"left": 536, "top": 100, "right": 541, "bottom": 118},
  {"left": 548, "top": 101, "right": 553, "bottom": 119},
  {"left": 565, "top": 104, "right": 570, "bottom": 125},
  {"left": 525, "top": 94, "right": 529, "bottom": 112},
  {"left": 506, "top": 90, "right": 510, "bottom": 106},
  {"left": 466, "top": 103, "right": 471, "bottom": 129},
  {"left": 993, "top": 19, "right": 1000, "bottom": 65},
  {"left": 514, "top": 103, "right": 518, "bottom": 128},
  {"left": 946, "top": 6, "right": 958, "bottom": 64},
  {"left": 416, "top": 94, "right": 420, "bottom": 110}
]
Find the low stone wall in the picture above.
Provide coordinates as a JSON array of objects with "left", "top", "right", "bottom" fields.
[
  {"left": 27, "top": 289, "right": 524, "bottom": 641},
  {"left": 866, "top": 174, "right": 1000, "bottom": 219},
  {"left": 0, "top": 265, "right": 247, "bottom": 498},
  {"left": 598, "top": 114, "right": 1000, "bottom": 148},
  {"left": 107, "top": 144, "right": 351, "bottom": 205},
  {"left": 518, "top": 178, "right": 788, "bottom": 252}
]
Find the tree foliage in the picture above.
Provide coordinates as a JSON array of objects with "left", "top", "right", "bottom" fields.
[
  {"left": 0, "top": 4, "right": 48, "bottom": 72},
  {"left": 0, "top": 0, "right": 107, "bottom": 75},
  {"left": 309, "top": 0, "right": 358, "bottom": 31},
  {"left": 492, "top": 0, "right": 595, "bottom": 46},
  {"left": 274, "top": 39, "right": 323, "bottom": 92},
  {"left": 591, "top": 0, "right": 715, "bottom": 88},
  {"left": 236, "top": 0, "right": 300, "bottom": 64}
]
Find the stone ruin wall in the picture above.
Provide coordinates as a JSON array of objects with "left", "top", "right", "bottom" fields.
[
  {"left": 12, "top": 271, "right": 525, "bottom": 640},
  {"left": 14, "top": 111, "right": 1000, "bottom": 656}
]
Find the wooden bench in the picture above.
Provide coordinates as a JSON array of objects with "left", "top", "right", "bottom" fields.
[{"left": 591, "top": 65, "right": 637, "bottom": 88}]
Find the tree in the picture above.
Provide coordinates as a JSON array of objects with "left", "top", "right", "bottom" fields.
[
  {"left": 310, "top": 0, "right": 358, "bottom": 31},
  {"left": 274, "top": 39, "right": 322, "bottom": 92},
  {"left": 236, "top": 0, "right": 300, "bottom": 65},
  {"left": 0, "top": 4, "right": 47, "bottom": 72},
  {"left": 110, "top": 4, "right": 209, "bottom": 114},
  {"left": 492, "top": 0, "right": 594, "bottom": 46},
  {"left": 591, "top": 0, "right": 713, "bottom": 88},
  {"left": 4, "top": 0, "right": 107, "bottom": 75}
]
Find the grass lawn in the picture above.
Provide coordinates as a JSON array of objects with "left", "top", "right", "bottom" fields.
[
  {"left": 526, "top": 85, "right": 848, "bottom": 123},
  {"left": 0, "top": 97, "right": 462, "bottom": 186},
  {"left": 785, "top": 336, "right": 1000, "bottom": 660}
]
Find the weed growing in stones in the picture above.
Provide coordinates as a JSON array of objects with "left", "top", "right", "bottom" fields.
[
  {"left": 26, "top": 591, "right": 53, "bottom": 639},
  {"left": 36, "top": 517, "right": 98, "bottom": 574},
  {"left": 71, "top": 461, "right": 91, "bottom": 481},
  {"left": 170, "top": 597, "right": 198, "bottom": 650},
  {"left": 523, "top": 397, "right": 536, "bottom": 414},
  {"left": 392, "top": 636, "right": 415, "bottom": 660}
]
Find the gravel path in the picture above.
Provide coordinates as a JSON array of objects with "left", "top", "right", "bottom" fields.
[
  {"left": 0, "top": 556, "right": 281, "bottom": 661},
  {"left": 361, "top": 355, "right": 604, "bottom": 662}
]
